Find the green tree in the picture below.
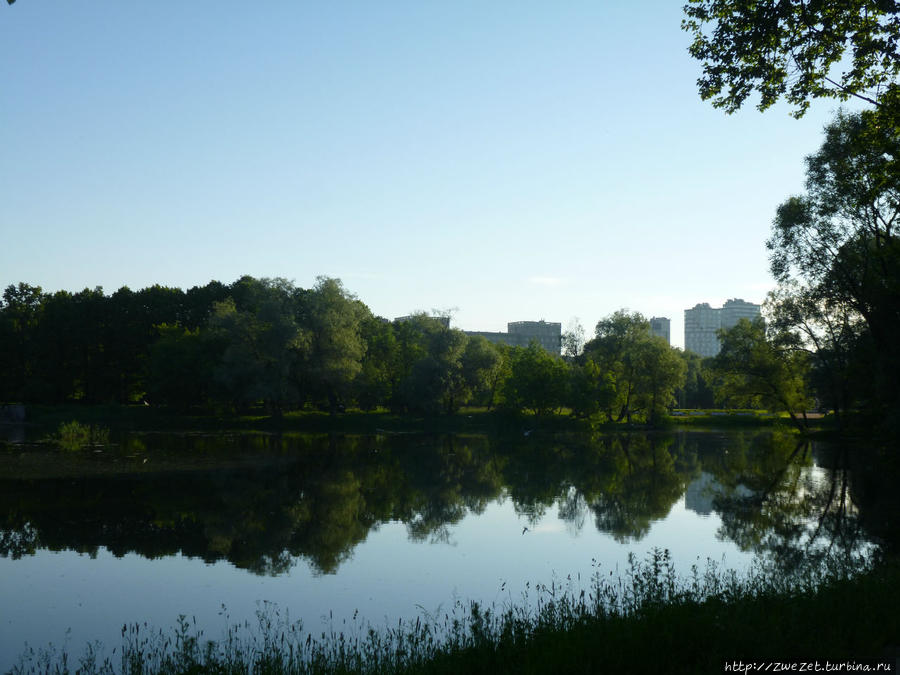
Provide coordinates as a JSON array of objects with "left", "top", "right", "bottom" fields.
[
  {"left": 392, "top": 316, "right": 473, "bottom": 415},
  {"left": 709, "top": 318, "right": 811, "bottom": 429},
  {"left": 585, "top": 310, "right": 649, "bottom": 423},
  {"left": 561, "top": 317, "right": 586, "bottom": 360},
  {"left": 584, "top": 311, "right": 684, "bottom": 424},
  {"left": 566, "top": 358, "right": 615, "bottom": 419},
  {"left": 146, "top": 324, "right": 220, "bottom": 411},
  {"left": 460, "top": 335, "right": 503, "bottom": 408},
  {"left": 675, "top": 350, "right": 716, "bottom": 409},
  {"left": 67, "top": 287, "right": 111, "bottom": 403},
  {"left": 183, "top": 280, "right": 229, "bottom": 330},
  {"left": 767, "top": 110, "right": 900, "bottom": 417},
  {"left": 634, "top": 338, "right": 688, "bottom": 425},
  {"left": 501, "top": 342, "right": 569, "bottom": 416},
  {"left": 103, "top": 284, "right": 186, "bottom": 403},
  {"left": 298, "top": 277, "right": 368, "bottom": 413},
  {"left": 0, "top": 283, "right": 44, "bottom": 401},
  {"left": 209, "top": 278, "right": 307, "bottom": 414},
  {"left": 766, "top": 283, "right": 865, "bottom": 424},
  {"left": 354, "top": 316, "right": 399, "bottom": 411},
  {"left": 682, "top": 0, "right": 900, "bottom": 118}
]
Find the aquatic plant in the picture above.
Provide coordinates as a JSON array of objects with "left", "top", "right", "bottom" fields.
[
  {"left": 10, "top": 549, "right": 893, "bottom": 675},
  {"left": 53, "top": 421, "right": 110, "bottom": 451}
]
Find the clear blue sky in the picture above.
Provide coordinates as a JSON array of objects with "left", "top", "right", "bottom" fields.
[{"left": 0, "top": 1, "right": 861, "bottom": 347}]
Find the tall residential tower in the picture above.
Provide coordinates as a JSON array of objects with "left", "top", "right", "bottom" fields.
[
  {"left": 649, "top": 317, "right": 671, "bottom": 344},
  {"left": 684, "top": 299, "right": 761, "bottom": 357}
]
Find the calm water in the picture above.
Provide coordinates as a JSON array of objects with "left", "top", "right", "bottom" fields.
[{"left": 0, "top": 428, "right": 888, "bottom": 669}]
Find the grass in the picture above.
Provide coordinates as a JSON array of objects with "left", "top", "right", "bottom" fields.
[
  {"left": 15, "top": 404, "right": 826, "bottom": 439},
  {"left": 9, "top": 550, "right": 898, "bottom": 675}
]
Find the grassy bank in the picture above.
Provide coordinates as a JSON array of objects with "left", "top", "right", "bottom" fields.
[
  {"left": 10, "top": 551, "right": 898, "bottom": 675},
  {"left": 11, "top": 404, "right": 821, "bottom": 437}
]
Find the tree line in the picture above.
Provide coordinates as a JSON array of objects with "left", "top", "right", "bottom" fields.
[{"left": 0, "top": 276, "right": 707, "bottom": 421}]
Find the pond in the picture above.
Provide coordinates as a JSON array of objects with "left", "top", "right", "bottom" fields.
[{"left": 0, "top": 428, "right": 889, "bottom": 670}]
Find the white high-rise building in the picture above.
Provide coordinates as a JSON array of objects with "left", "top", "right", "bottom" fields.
[
  {"left": 684, "top": 303, "right": 722, "bottom": 357},
  {"left": 684, "top": 299, "right": 761, "bottom": 357},
  {"left": 720, "top": 298, "right": 762, "bottom": 331},
  {"left": 649, "top": 317, "right": 671, "bottom": 344}
]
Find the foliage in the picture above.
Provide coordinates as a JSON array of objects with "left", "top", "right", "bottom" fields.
[
  {"left": 560, "top": 318, "right": 585, "bottom": 360},
  {"left": 766, "top": 110, "right": 900, "bottom": 421},
  {"left": 684, "top": 4, "right": 900, "bottom": 431},
  {"left": 566, "top": 358, "right": 614, "bottom": 419},
  {"left": 709, "top": 318, "right": 811, "bottom": 429},
  {"left": 583, "top": 311, "right": 686, "bottom": 424},
  {"left": 391, "top": 315, "right": 466, "bottom": 414},
  {"left": 460, "top": 335, "right": 504, "bottom": 408},
  {"left": 1, "top": 274, "right": 810, "bottom": 422},
  {"left": 299, "top": 277, "right": 368, "bottom": 412},
  {"left": 500, "top": 342, "right": 569, "bottom": 416},
  {"left": 208, "top": 279, "right": 308, "bottom": 415},
  {"left": 682, "top": 0, "right": 900, "bottom": 118},
  {"left": 53, "top": 420, "right": 110, "bottom": 451},
  {"left": 146, "top": 324, "right": 218, "bottom": 411},
  {"left": 674, "top": 350, "right": 716, "bottom": 409},
  {"left": 354, "top": 316, "right": 399, "bottom": 411}
]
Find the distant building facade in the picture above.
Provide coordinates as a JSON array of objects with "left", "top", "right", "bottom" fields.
[
  {"left": 720, "top": 298, "right": 762, "bottom": 331},
  {"left": 466, "top": 320, "right": 561, "bottom": 355},
  {"left": 684, "top": 298, "right": 761, "bottom": 357},
  {"left": 684, "top": 303, "right": 722, "bottom": 357},
  {"left": 649, "top": 317, "right": 671, "bottom": 345}
]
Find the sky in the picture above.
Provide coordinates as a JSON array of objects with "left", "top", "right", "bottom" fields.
[{"left": 0, "top": 1, "right": 865, "bottom": 348}]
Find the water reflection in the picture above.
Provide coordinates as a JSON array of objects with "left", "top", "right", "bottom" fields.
[{"left": 0, "top": 430, "right": 891, "bottom": 576}]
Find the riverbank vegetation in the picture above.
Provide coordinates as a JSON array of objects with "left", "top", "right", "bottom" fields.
[
  {"left": 19, "top": 405, "right": 816, "bottom": 441},
  {"left": 9, "top": 550, "right": 898, "bottom": 675},
  {"left": 0, "top": 276, "right": 695, "bottom": 425},
  {"left": 0, "top": 275, "right": 860, "bottom": 435}
]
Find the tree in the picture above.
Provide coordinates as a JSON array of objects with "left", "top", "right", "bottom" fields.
[
  {"left": 459, "top": 335, "right": 503, "bottom": 408},
  {"left": 675, "top": 350, "right": 716, "bottom": 409},
  {"left": 389, "top": 315, "right": 476, "bottom": 415},
  {"left": 682, "top": 0, "right": 900, "bottom": 118},
  {"left": 401, "top": 326, "right": 469, "bottom": 415},
  {"left": 298, "top": 277, "right": 367, "bottom": 413},
  {"left": 584, "top": 311, "right": 685, "bottom": 424},
  {"left": 566, "top": 358, "right": 615, "bottom": 419},
  {"left": 28, "top": 290, "right": 83, "bottom": 403},
  {"left": 501, "top": 342, "right": 569, "bottom": 416},
  {"left": 634, "top": 338, "right": 688, "bottom": 425},
  {"left": 146, "top": 324, "right": 219, "bottom": 411},
  {"left": 209, "top": 279, "right": 307, "bottom": 414},
  {"left": 0, "top": 283, "right": 44, "bottom": 401},
  {"left": 766, "top": 283, "right": 866, "bottom": 424},
  {"left": 709, "top": 318, "right": 811, "bottom": 429},
  {"left": 767, "top": 110, "right": 900, "bottom": 416},
  {"left": 354, "top": 316, "right": 398, "bottom": 411},
  {"left": 561, "top": 318, "right": 586, "bottom": 360},
  {"left": 66, "top": 287, "right": 111, "bottom": 403}
]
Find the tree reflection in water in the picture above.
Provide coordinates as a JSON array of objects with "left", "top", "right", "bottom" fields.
[
  {"left": 689, "top": 431, "right": 885, "bottom": 576},
  {"left": 0, "top": 429, "right": 892, "bottom": 576}
]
